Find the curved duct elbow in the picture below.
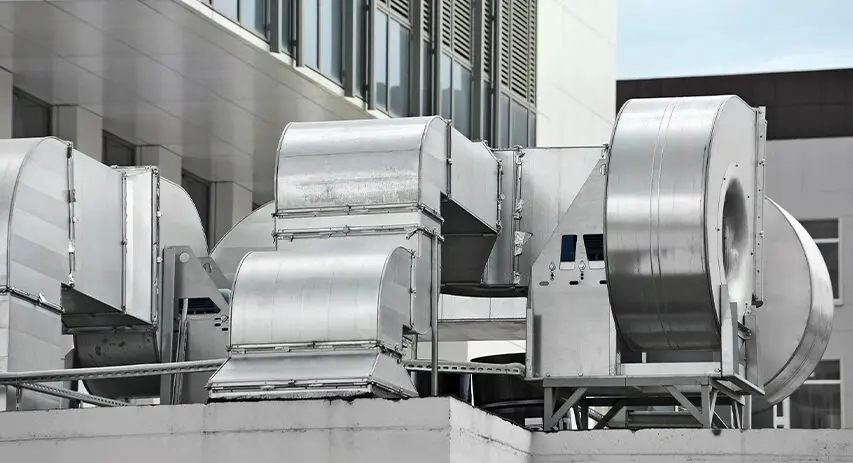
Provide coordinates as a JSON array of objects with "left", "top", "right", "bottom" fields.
[{"left": 208, "top": 245, "right": 419, "bottom": 400}]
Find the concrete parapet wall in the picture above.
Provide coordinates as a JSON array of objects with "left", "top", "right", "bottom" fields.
[{"left": 0, "top": 398, "right": 851, "bottom": 462}]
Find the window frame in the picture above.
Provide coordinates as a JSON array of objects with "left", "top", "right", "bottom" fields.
[
  {"left": 373, "top": 6, "right": 411, "bottom": 117},
  {"left": 774, "top": 359, "right": 843, "bottom": 429},
  {"left": 205, "top": 0, "right": 270, "bottom": 40},
  {"left": 800, "top": 218, "right": 843, "bottom": 305}
]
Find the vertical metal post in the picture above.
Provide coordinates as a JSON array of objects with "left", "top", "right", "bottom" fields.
[
  {"left": 491, "top": 0, "right": 503, "bottom": 144},
  {"left": 742, "top": 395, "right": 753, "bottom": 430},
  {"left": 430, "top": 0, "right": 443, "bottom": 114},
  {"left": 700, "top": 384, "right": 713, "bottom": 428},
  {"left": 269, "top": 0, "right": 283, "bottom": 53},
  {"left": 14, "top": 386, "right": 22, "bottom": 411},
  {"left": 720, "top": 284, "right": 737, "bottom": 377},
  {"left": 159, "top": 248, "right": 178, "bottom": 405},
  {"left": 343, "top": 0, "right": 358, "bottom": 96},
  {"left": 294, "top": 0, "right": 304, "bottom": 67},
  {"left": 543, "top": 386, "right": 555, "bottom": 430},
  {"left": 410, "top": 0, "right": 425, "bottom": 115},
  {"left": 366, "top": 0, "right": 377, "bottom": 109},
  {"left": 430, "top": 233, "right": 440, "bottom": 396},
  {"left": 471, "top": 0, "right": 486, "bottom": 140}
]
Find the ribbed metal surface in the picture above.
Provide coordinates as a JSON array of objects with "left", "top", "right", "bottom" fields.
[
  {"left": 758, "top": 198, "right": 834, "bottom": 407},
  {"left": 606, "top": 96, "right": 759, "bottom": 351}
]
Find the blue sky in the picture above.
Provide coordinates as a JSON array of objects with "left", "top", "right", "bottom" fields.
[{"left": 618, "top": 0, "right": 853, "bottom": 79}]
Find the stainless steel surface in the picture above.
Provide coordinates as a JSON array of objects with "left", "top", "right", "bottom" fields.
[
  {"left": 71, "top": 153, "right": 124, "bottom": 309},
  {"left": 757, "top": 198, "right": 834, "bottom": 407},
  {"left": 517, "top": 147, "right": 605, "bottom": 288},
  {"left": 0, "top": 138, "right": 76, "bottom": 410},
  {"left": 0, "top": 138, "right": 71, "bottom": 308},
  {"left": 230, "top": 243, "right": 413, "bottom": 349},
  {"left": 428, "top": 295, "right": 526, "bottom": 341},
  {"left": 275, "top": 117, "right": 499, "bottom": 286},
  {"left": 122, "top": 167, "right": 160, "bottom": 325},
  {"left": 207, "top": 348, "right": 418, "bottom": 400},
  {"left": 209, "top": 201, "right": 275, "bottom": 285},
  {"left": 606, "top": 96, "right": 761, "bottom": 351},
  {"left": 160, "top": 178, "right": 209, "bottom": 259},
  {"left": 528, "top": 158, "right": 616, "bottom": 379}
]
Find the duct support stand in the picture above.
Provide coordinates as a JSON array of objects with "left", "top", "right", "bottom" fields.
[{"left": 540, "top": 374, "right": 758, "bottom": 431}]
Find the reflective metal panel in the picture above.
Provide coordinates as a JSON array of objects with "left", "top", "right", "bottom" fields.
[
  {"left": 210, "top": 201, "right": 274, "bottom": 285},
  {"left": 161, "top": 178, "right": 209, "bottom": 258},
  {"left": 606, "top": 96, "right": 759, "bottom": 351},
  {"left": 72, "top": 153, "right": 124, "bottom": 309},
  {"left": 528, "top": 159, "right": 615, "bottom": 378},
  {"left": 758, "top": 198, "right": 834, "bottom": 406},
  {"left": 275, "top": 117, "right": 444, "bottom": 213},
  {"left": 122, "top": 168, "right": 159, "bottom": 325},
  {"left": 447, "top": 134, "right": 500, "bottom": 230},
  {"left": 6, "top": 138, "right": 70, "bottom": 307},
  {"left": 230, "top": 244, "right": 413, "bottom": 349},
  {"left": 517, "top": 147, "right": 604, "bottom": 287},
  {"left": 207, "top": 348, "right": 418, "bottom": 400}
]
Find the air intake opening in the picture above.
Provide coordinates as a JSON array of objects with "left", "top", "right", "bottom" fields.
[{"left": 722, "top": 179, "right": 749, "bottom": 301}]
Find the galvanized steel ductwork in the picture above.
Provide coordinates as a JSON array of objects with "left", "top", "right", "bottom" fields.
[{"left": 208, "top": 117, "right": 502, "bottom": 400}]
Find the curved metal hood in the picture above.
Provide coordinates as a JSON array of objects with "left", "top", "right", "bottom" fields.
[{"left": 605, "top": 95, "right": 761, "bottom": 351}]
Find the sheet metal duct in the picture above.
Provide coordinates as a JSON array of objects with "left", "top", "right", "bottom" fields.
[
  {"left": 605, "top": 96, "right": 761, "bottom": 351},
  {"left": 210, "top": 117, "right": 500, "bottom": 400},
  {"left": 0, "top": 138, "right": 73, "bottom": 410},
  {"left": 208, "top": 246, "right": 419, "bottom": 400},
  {"left": 758, "top": 198, "right": 834, "bottom": 407}
]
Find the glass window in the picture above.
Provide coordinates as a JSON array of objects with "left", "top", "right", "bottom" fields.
[
  {"left": 374, "top": 11, "right": 388, "bottom": 110},
  {"left": 440, "top": 54, "right": 452, "bottom": 120},
  {"left": 510, "top": 99, "right": 528, "bottom": 147},
  {"left": 239, "top": 0, "right": 266, "bottom": 35},
  {"left": 214, "top": 0, "right": 238, "bottom": 20},
  {"left": 103, "top": 132, "right": 135, "bottom": 167},
  {"left": 452, "top": 62, "right": 471, "bottom": 137},
  {"left": 802, "top": 220, "right": 839, "bottom": 240},
  {"left": 12, "top": 90, "right": 51, "bottom": 138},
  {"left": 774, "top": 360, "right": 842, "bottom": 429},
  {"left": 790, "top": 384, "right": 842, "bottom": 429},
  {"left": 422, "top": 41, "right": 432, "bottom": 115},
  {"left": 388, "top": 20, "right": 409, "bottom": 117},
  {"left": 499, "top": 93, "right": 510, "bottom": 148},
  {"left": 319, "top": 0, "right": 342, "bottom": 82},
  {"left": 281, "top": 0, "right": 294, "bottom": 54},
  {"left": 302, "top": 0, "right": 319, "bottom": 68},
  {"left": 181, "top": 171, "right": 211, "bottom": 237},
  {"left": 800, "top": 219, "right": 841, "bottom": 300}
]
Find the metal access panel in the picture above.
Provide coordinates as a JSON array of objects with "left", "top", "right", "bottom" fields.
[
  {"left": 71, "top": 152, "right": 124, "bottom": 310},
  {"left": 121, "top": 168, "right": 160, "bottom": 325},
  {"left": 527, "top": 158, "right": 616, "bottom": 379}
]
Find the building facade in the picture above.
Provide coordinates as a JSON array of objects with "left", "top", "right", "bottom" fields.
[
  {"left": 617, "top": 69, "right": 853, "bottom": 428},
  {"left": 0, "top": 0, "right": 615, "bottom": 246}
]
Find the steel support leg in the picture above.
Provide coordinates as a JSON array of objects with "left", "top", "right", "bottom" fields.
[
  {"left": 545, "top": 387, "right": 587, "bottom": 431},
  {"left": 593, "top": 401, "right": 626, "bottom": 430}
]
